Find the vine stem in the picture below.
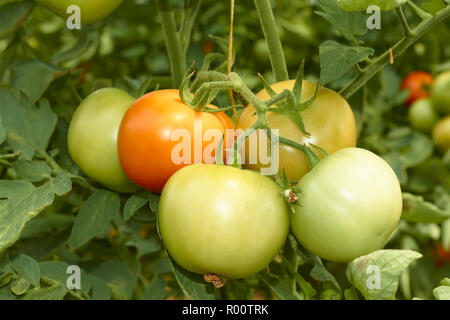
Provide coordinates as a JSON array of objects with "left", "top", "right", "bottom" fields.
[
  {"left": 228, "top": 0, "right": 236, "bottom": 116},
  {"left": 155, "top": 0, "right": 186, "bottom": 88},
  {"left": 340, "top": 5, "right": 450, "bottom": 99},
  {"left": 254, "top": 0, "right": 289, "bottom": 82},
  {"left": 395, "top": 6, "right": 414, "bottom": 37}
]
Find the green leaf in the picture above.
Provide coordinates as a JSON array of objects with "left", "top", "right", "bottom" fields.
[
  {"left": 422, "top": 0, "right": 446, "bottom": 15},
  {"left": 344, "top": 287, "right": 361, "bottom": 300},
  {"left": 433, "top": 286, "right": 450, "bottom": 300},
  {"left": 69, "top": 190, "right": 120, "bottom": 249},
  {"left": 0, "top": 90, "right": 57, "bottom": 159},
  {"left": 281, "top": 256, "right": 316, "bottom": 299},
  {"left": 126, "top": 234, "right": 161, "bottom": 258},
  {"left": 0, "top": 1, "right": 32, "bottom": 38},
  {"left": 402, "top": 193, "right": 450, "bottom": 223},
  {"left": 20, "top": 284, "right": 67, "bottom": 300},
  {"left": 88, "top": 275, "right": 111, "bottom": 300},
  {"left": 319, "top": 41, "right": 374, "bottom": 85},
  {"left": 258, "top": 272, "right": 301, "bottom": 300},
  {"left": 0, "top": 286, "right": 15, "bottom": 300},
  {"left": 20, "top": 214, "right": 75, "bottom": 239},
  {"left": 12, "top": 160, "right": 52, "bottom": 182},
  {"left": 169, "top": 256, "right": 215, "bottom": 300},
  {"left": 142, "top": 277, "right": 169, "bottom": 300},
  {"left": 337, "top": 0, "right": 407, "bottom": 11},
  {"left": 0, "top": 175, "right": 71, "bottom": 255},
  {"left": 10, "top": 277, "right": 31, "bottom": 296},
  {"left": 316, "top": 0, "right": 367, "bottom": 41},
  {"left": 11, "top": 60, "right": 63, "bottom": 104},
  {"left": 90, "top": 261, "right": 139, "bottom": 300},
  {"left": 8, "top": 253, "right": 40, "bottom": 287},
  {"left": 40, "top": 261, "right": 92, "bottom": 297},
  {"left": 123, "top": 190, "right": 149, "bottom": 221},
  {"left": 346, "top": 250, "right": 422, "bottom": 300}
]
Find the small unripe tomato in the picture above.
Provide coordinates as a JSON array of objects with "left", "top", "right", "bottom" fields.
[
  {"left": 290, "top": 148, "right": 402, "bottom": 262},
  {"left": 431, "top": 71, "right": 450, "bottom": 115},
  {"left": 432, "top": 116, "right": 450, "bottom": 152},
  {"left": 401, "top": 71, "right": 434, "bottom": 107},
  {"left": 159, "top": 164, "right": 289, "bottom": 279},
  {"left": 68, "top": 88, "right": 138, "bottom": 193},
  {"left": 408, "top": 98, "right": 438, "bottom": 132}
]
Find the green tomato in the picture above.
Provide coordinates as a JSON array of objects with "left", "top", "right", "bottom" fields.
[
  {"left": 68, "top": 88, "right": 137, "bottom": 193},
  {"left": 253, "top": 39, "right": 270, "bottom": 63},
  {"left": 36, "top": 0, "right": 123, "bottom": 24},
  {"left": 433, "top": 116, "right": 450, "bottom": 152},
  {"left": 291, "top": 148, "right": 402, "bottom": 262},
  {"left": 408, "top": 98, "right": 438, "bottom": 132},
  {"left": 432, "top": 71, "right": 450, "bottom": 115},
  {"left": 159, "top": 164, "right": 289, "bottom": 279}
]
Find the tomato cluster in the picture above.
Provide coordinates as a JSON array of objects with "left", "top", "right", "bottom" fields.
[
  {"left": 405, "top": 71, "right": 450, "bottom": 152},
  {"left": 67, "top": 78, "right": 404, "bottom": 279}
]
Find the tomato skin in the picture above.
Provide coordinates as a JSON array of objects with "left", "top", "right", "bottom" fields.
[
  {"left": 117, "top": 90, "right": 234, "bottom": 194},
  {"left": 432, "top": 116, "right": 450, "bottom": 152},
  {"left": 291, "top": 148, "right": 402, "bottom": 262},
  {"left": 36, "top": 0, "right": 123, "bottom": 24},
  {"left": 236, "top": 80, "right": 357, "bottom": 182},
  {"left": 408, "top": 98, "right": 438, "bottom": 132},
  {"left": 431, "top": 71, "right": 450, "bottom": 115},
  {"left": 68, "top": 88, "right": 138, "bottom": 193},
  {"left": 159, "top": 164, "right": 289, "bottom": 279},
  {"left": 401, "top": 71, "right": 434, "bottom": 107}
]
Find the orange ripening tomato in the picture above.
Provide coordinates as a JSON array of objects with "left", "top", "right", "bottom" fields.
[
  {"left": 401, "top": 71, "right": 434, "bottom": 107},
  {"left": 117, "top": 89, "right": 234, "bottom": 193}
]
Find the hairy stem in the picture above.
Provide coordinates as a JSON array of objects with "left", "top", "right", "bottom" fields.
[
  {"left": 155, "top": 0, "right": 186, "bottom": 88},
  {"left": 254, "top": 0, "right": 289, "bottom": 82}
]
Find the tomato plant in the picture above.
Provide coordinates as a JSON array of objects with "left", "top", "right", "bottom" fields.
[
  {"left": 401, "top": 71, "right": 434, "bottom": 107},
  {"left": 159, "top": 164, "right": 289, "bottom": 279},
  {"left": 68, "top": 88, "right": 138, "bottom": 193},
  {"left": 408, "top": 98, "right": 438, "bottom": 132},
  {"left": 117, "top": 89, "right": 233, "bottom": 193},
  {"left": 36, "top": 0, "right": 124, "bottom": 24},
  {"left": 432, "top": 71, "right": 450, "bottom": 115},
  {"left": 237, "top": 79, "right": 357, "bottom": 182},
  {"left": 290, "top": 148, "right": 403, "bottom": 262}
]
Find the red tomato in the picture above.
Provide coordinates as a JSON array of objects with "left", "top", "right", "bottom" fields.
[
  {"left": 117, "top": 89, "right": 234, "bottom": 193},
  {"left": 203, "top": 40, "right": 214, "bottom": 55},
  {"left": 401, "top": 71, "right": 434, "bottom": 107},
  {"left": 433, "top": 243, "right": 450, "bottom": 267}
]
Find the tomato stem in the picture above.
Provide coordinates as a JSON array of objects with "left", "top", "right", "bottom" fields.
[
  {"left": 254, "top": 0, "right": 289, "bottom": 82},
  {"left": 155, "top": 0, "right": 186, "bottom": 88},
  {"left": 340, "top": 5, "right": 450, "bottom": 99},
  {"left": 395, "top": 7, "right": 414, "bottom": 38}
]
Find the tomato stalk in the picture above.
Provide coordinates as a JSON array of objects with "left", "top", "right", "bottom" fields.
[
  {"left": 187, "top": 72, "right": 316, "bottom": 165},
  {"left": 395, "top": 7, "right": 414, "bottom": 38},
  {"left": 254, "top": 0, "right": 289, "bottom": 82},
  {"left": 340, "top": 5, "right": 450, "bottom": 99},
  {"left": 155, "top": 0, "right": 186, "bottom": 88}
]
